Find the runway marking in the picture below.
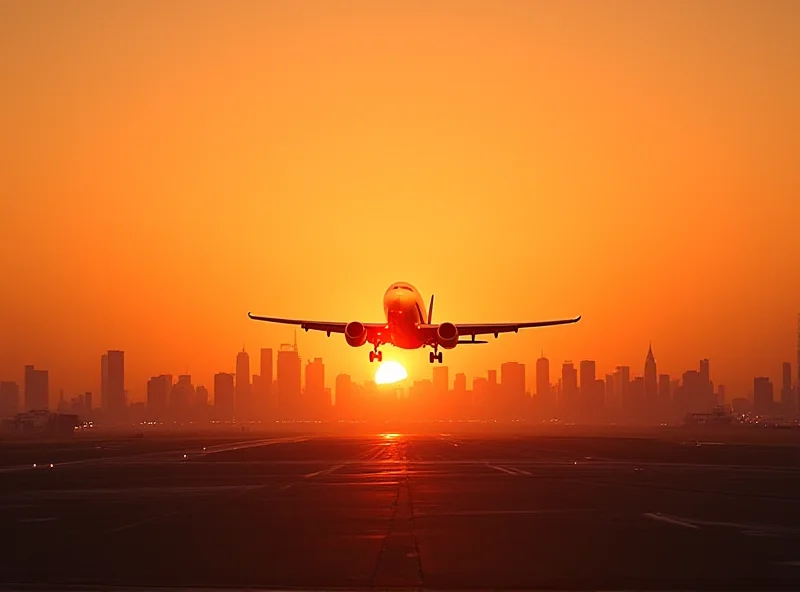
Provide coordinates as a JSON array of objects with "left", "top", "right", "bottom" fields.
[
  {"left": 643, "top": 512, "right": 701, "bottom": 530},
  {"left": 415, "top": 508, "right": 592, "bottom": 518},
  {"left": 487, "top": 464, "right": 531, "bottom": 476}
]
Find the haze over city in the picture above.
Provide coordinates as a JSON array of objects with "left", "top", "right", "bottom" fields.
[{"left": 2, "top": 0, "right": 800, "bottom": 401}]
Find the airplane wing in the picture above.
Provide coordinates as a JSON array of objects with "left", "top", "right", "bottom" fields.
[
  {"left": 247, "top": 313, "right": 384, "bottom": 336},
  {"left": 454, "top": 316, "right": 581, "bottom": 337},
  {"left": 417, "top": 316, "right": 581, "bottom": 340}
]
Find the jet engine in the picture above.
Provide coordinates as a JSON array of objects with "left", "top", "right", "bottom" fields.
[
  {"left": 344, "top": 321, "right": 368, "bottom": 347},
  {"left": 437, "top": 322, "right": 459, "bottom": 349}
]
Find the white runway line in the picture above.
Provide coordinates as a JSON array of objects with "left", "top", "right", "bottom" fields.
[
  {"left": 486, "top": 464, "right": 531, "bottom": 476},
  {"left": 643, "top": 512, "right": 701, "bottom": 530}
]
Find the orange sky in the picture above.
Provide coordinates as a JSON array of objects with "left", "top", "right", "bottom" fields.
[{"left": 2, "top": 0, "right": 799, "bottom": 404}]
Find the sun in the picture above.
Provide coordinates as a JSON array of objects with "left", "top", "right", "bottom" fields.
[{"left": 374, "top": 360, "right": 408, "bottom": 385}]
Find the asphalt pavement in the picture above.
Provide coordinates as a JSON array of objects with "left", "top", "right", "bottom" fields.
[{"left": 2, "top": 428, "right": 800, "bottom": 590}]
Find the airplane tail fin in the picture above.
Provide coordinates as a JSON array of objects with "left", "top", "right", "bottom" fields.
[{"left": 428, "top": 294, "right": 434, "bottom": 324}]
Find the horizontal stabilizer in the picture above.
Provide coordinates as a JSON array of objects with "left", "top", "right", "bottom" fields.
[{"left": 457, "top": 340, "right": 488, "bottom": 344}]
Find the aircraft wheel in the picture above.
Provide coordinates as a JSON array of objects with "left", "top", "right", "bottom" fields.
[
  {"left": 377, "top": 351, "right": 383, "bottom": 362},
  {"left": 429, "top": 351, "right": 435, "bottom": 364},
  {"left": 369, "top": 351, "right": 375, "bottom": 363},
  {"left": 437, "top": 352, "right": 443, "bottom": 364}
]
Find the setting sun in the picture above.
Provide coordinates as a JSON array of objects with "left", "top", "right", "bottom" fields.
[{"left": 374, "top": 361, "right": 408, "bottom": 385}]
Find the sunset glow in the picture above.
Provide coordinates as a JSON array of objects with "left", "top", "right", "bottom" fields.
[
  {"left": 375, "top": 361, "right": 408, "bottom": 385},
  {"left": 1, "top": 1, "right": 799, "bottom": 402}
]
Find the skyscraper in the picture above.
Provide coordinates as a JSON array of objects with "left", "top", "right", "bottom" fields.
[
  {"left": 501, "top": 362, "right": 526, "bottom": 417},
  {"left": 277, "top": 341, "right": 301, "bottom": 417},
  {"left": 236, "top": 348, "right": 250, "bottom": 418},
  {"left": 536, "top": 353, "right": 550, "bottom": 398},
  {"left": 644, "top": 344, "right": 657, "bottom": 404},
  {"left": 101, "top": 354, "right": 108, "bottom": 410},
  {"left": 24, "top": 365, "right": 49, "bottom": 411},
  {"left": 260, "top": 347, "right": 273, "bottom": 400},
  {"left": 432, "top": 366, "right": 449, "bottom": 395},
  {"left": 305, "top": 358, "right": 326, "bottom": 417},
  {"left": 579, "top": 360, "right": 596, "bottom": 418},
  {"left": 781, "top": 362, "right": 795, "bottom": 416},
  {"left": 214, "top": 372, "right": 235, "bottom": 421},
  {"left": 171, "top": 375, "right": 195, "bottom": 416},
  {"left": 146, "top": 374, "right": 171, "bottom": 418},
  {"left": 753, "top": 377, "right": 774, "bottom": 416},
  {"left": 561, "top": 362, "right": 578, "bottom": 419},
  {"left": 104, "top": 351, "right": 125, "bottom": 416},
  {"left": 0, "top": 381, "right": 20, "bottom": 417}
]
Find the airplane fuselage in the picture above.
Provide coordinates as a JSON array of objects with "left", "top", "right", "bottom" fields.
[{"left": 382, "top": 282, "right": 428, "bottom": 349}]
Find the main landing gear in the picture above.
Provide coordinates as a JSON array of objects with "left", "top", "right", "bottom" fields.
[
  {"left": 369, "top": 349, "right": 383, "bottom": 363},
  {"left": 429, "top": 350, "right": 443, "bottom": 364}
]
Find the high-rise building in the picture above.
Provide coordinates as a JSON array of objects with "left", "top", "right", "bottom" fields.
[
  {"left": 658, "top": 374, "right": 671, "bottom": 416},
  {"left": 432, "top": 366, "right": 449, "bottom": 395},
  {"left": 561, "top": 362, "right": 578, "bottom": 419},
  {"left": 24, "top": 365, "right": 49, "bottom": 411},
  {"left": 104, "top": 351, "right": 125, "bottom": 415},
  {"left": 260, "top": 348, "right": 273, "bottom": 405},
  {"left": 305, "top": 358, "right": 326, "bottom": 416},
  {"left": 753, "top": 377, "right": 774, "bottom": 416},
  {"left": 146, "top": 374, "right": 171, "bottom": 417},
  {"left": 0, "top": 381, "right": 20, "bottom": 417},
  {"left": 500, "top": 362, "right": 526, "bottom": 417},
  {"left": 235, "top": 348, "right": 250, "bottom": 417},
  {"left": 277, "top": 341, "right": 301, "bottom": 416},
  {"left": 214, "top": 373, "right": 235, "bottom": 421},
  {"left": 781, "top": 362, "right": 795, "bottom": 416},
  {"left": 613, "top": 366, "right": 630, "bottom": 415},
  {"left": 579, "top": 360, "right": 597, "bottom": 418},
  {"left": 644, "top": 344, "right": 658, "bottom": 403},
  {"left": 454, "top": 373, "right": 467, "bottom": 393},
  {"left": 536, "top": 353, "right": 550, "bottom": 397},
  {"left": 171, "top": 375, "right": 195, "bottom": 416},
  {"left": 334, "top": 374, "right": 353, "bottom": 416},
  {"left": 195, "top": 385, "right": 209, "bottom": 407},
  {"left": 101, "top": 354, "right": 108, "bottom": 409}
]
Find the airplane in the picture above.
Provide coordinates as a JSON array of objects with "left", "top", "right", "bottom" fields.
[{"left": 248, "top": 281, "right": 580, "bottom": 364}]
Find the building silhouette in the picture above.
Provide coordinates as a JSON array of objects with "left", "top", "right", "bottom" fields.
[
  {"left": 102, "top": 351, "right": 125, "bottom": 417},
  {"left": 305, "top": 358, "right": 326, "bottom": 418},
  {"left": 171, "top": 375, "right": 195, "bottom": 416},
  {"left": 24, "top": 365, "right": 49, "bottom": 411},
  {"left": 560, "top": 362, "right": 578, "bottom": 419},
  {"left": 146, "top": 374, "right": 171, "bottom": 419},
  {"left": 780, "top": 362, "right": 795, "bottom": 417},
  {"left": 753, "top": 377, "right": 774, "bottom": 416},
  {"left": 235, "top": 348, "right": 250, "bottom": 419},
  {"left": 0, "top": 381, "right": 20, "bottom": 417},
  {"left": 260, "top": 347, "right": 274, "bottom": 413},
  {"left": 644, "top": 344, "right": 657, "bottom": 407},
  {"left": 214, "top": 372, "right": 235, "bottom": 421},
  {"left": 277, "top": 339, "right": 301, "bottom": 417}
]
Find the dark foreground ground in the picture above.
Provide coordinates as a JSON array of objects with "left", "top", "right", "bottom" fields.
[{"left": 2, "top": 426, "right": 800, "bottom": 591}]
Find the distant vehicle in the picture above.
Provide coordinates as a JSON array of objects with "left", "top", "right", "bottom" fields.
[{"left": 248, "top": 281, "right": 580, "bottom": 364}]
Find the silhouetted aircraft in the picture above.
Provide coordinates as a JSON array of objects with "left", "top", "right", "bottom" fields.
[{"left": 248, "top": 282, "right": 580, "bottom": 364}]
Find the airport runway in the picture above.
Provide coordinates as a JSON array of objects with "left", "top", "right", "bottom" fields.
[{"left": 3, "top": 430, "right": 800, "bottom": 590}]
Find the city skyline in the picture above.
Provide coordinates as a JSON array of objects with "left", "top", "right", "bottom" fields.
[{"left": 3, "top": 326, "right": 799, "bottom": 413}]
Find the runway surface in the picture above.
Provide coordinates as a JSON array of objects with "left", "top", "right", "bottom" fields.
[{"left": 3, "top": 429, "right": 800, "bottom": 590}]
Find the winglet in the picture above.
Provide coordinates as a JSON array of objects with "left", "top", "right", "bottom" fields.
[{"left": 428, "top": 294, "right": 435, "bottom": 324}]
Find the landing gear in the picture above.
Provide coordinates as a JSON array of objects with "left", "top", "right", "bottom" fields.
[
  {"left": 369, "top": 349, "right": 383, "bottom": 363},
  {"left": 429, "top": 350, "right": 443, "bottom": 364}
]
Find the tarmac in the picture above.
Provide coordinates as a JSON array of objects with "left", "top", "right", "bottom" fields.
[{"left": 2, "top": 426, "right": 800, "bottom": 590}]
